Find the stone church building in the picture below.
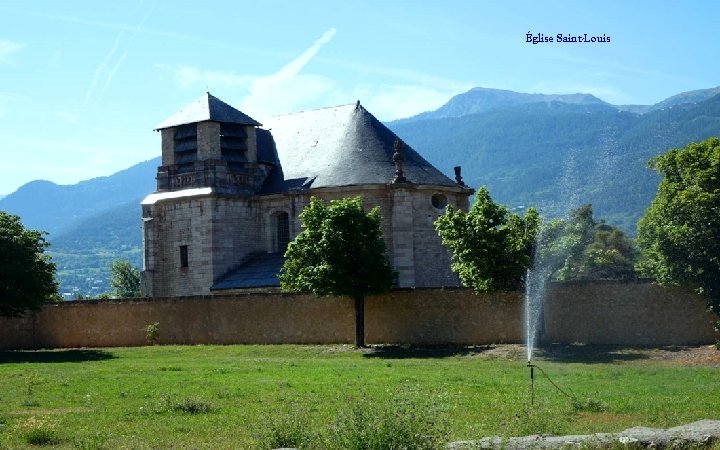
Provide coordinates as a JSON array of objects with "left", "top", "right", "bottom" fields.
[{"left": 140, "top": 93, "right": 473, "bottom": 297}]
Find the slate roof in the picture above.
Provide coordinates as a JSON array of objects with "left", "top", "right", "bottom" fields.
[
  {"left": 211, "top": 253, "right": 284, "bottom": 290},
  {"left": 258, "top": 102, "right": 457, "bottom": 192},
  {"left": 155, "top": 92, "right": 261, "bottom": 130}
]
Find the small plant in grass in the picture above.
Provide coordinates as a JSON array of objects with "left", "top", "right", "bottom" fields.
[
  {"left": 171, "top": 397, "right": 213, "bottom": 414},
  {"left": 21, "top": 398, "right": 40, "bottom": 407},
  {"left": 15, "top": 416, "right": 62, "bottom": 446},
  {"left": 260, "top": 401, "right": 314, "bottom": 449},
  {"left": 23, "top": 372, "right": 41, "bottom": 408},
  {"left": 146, "top": 322, "right": 160, "bottom": 345},
  {"left": 74, "top": 431, "right": 109, "bottom": 450},
  {"left": 572, "top": 397, "right": 608, "bottom": 413}
]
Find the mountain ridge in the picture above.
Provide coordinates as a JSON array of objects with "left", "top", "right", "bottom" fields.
[{"left": 0, "top": 157, "right": 159, "bottom": 235}]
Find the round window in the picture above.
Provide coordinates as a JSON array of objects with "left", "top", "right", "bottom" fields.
[{"left": 431, "top": 194, "right": 447, "bottom": 209}]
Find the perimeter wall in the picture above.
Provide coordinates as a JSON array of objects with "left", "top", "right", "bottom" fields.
[{"left": 0, "top": 281, "right": 716, "bottom": 350}]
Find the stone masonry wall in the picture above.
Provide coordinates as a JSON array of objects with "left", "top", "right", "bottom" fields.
[
  {"left": 543, "top": 281, "right": 716, "bottom": 345},
  {"left": 0, "top": 282, "right": 716, "bottom": 350}
]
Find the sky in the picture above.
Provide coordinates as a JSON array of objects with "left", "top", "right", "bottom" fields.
[{"left": 1, "top": 0, "right": 719, "bottom": 196}]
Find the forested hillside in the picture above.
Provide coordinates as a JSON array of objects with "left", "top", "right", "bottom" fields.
[
  {"left": 388, "top": 94, "right": 720, "bottom": 231},
  {"left": 0, "top": 157, "right": 158, "bottom": 234},
  {"left": 50, "top": 201, "right": 143, "bottom": 297}
]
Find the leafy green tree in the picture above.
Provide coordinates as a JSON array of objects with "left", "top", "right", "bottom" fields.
[
  {"left": 637, "top": 137, "right": 720, "bottom": 315},
  {"left": 540, "top": 204, "right": 637, "bottom": 281},
  {"left": 434, "top": 186, "right": 540, "bottom": 293},
  {"left": 110, "top": 260, "right": 141, "bottom": 298},
  {"left": 279, "top": 197, "right": 395, "bottom": 347},
  {"left": 0, "top": 211, "right": 60, "bottom": 317}
]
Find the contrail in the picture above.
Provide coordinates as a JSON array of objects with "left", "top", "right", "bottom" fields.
[
  {"left": 83, "top": 33, "right": 122, "bottom": 106},
  {"left": 97, "top": 0, "right": 157, "bottom": 102},
  {"left": 272, "top": 28, "right": 336, "bottom": 82},
  {"left": 83, "top": 0, "right": 157, "bottom": 106},
  {"left": 240, "top": 28, "right": 337, "bottom": 115}
]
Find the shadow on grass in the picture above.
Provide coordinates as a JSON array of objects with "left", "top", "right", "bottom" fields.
[
  {"left": 363, "top": 345, "right": 493, "bottom": 359},
  {"left": 536, "top": 344, "right": 651, "bottom": 364},
  {"left": 0, "top": 349, "right": 117, "bottom": 364}
]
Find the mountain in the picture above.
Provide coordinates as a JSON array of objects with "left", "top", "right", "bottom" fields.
[
  {"left": 50, "top": 200, "right": 143, "bottom": 297},
  {"left": 0, "top": 157, "right": 158, "bottom": 296},
  {"left": 0, "top": 157, "right": 159, "bottom": 235},
  {"left": 396, "top": 87, "right": 612, "bottom": 123},
  {"left": 649, "top": 86, "right": 720, "bottom": 112},
  {"left": 387, "top": 92, "right": 720, "bottom": 232}
]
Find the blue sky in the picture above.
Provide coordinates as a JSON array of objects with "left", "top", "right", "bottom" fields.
[{"left": 1, "top": 0, "right": 718, "bottom": 195}]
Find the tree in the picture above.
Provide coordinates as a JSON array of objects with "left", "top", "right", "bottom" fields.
[
  {"left": 110, "top": 260, "right": 141, "bottom": 298},
  {"left": 0, "top": 211, "right": 59, "bottom": 317},
  {"left": 279, "top": 197, "right": 395, "bottom": 347},
  {"left": 434, "top": 186, "right": 540, "bottom": 293},
  {"left": 539, "top": 204, "right": 637, "bottom": 281},
  {"left": 636, "top": 137, "right": 720, "bottom": 315}
]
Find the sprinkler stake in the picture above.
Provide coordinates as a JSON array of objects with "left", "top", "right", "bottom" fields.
[{"left": 527, "top": 361, "right": 535, "bottom": 407}]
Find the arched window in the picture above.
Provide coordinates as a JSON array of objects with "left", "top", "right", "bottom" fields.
[{"left": 275, "top": 211, "right": 290, "bottom": 253}]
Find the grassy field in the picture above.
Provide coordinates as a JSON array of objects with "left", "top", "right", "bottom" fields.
[{"left": 0, "top": 344, "right": 718, "bottom": 449}]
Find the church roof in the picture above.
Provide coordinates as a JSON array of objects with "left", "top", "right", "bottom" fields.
[
  {"left": 155, "top": 92, "right": 261, "bottom": 130},
  {"left": 211, "top": 252, "right": 283, "bottom": 290},
  {"left": 258, "top": 102, "right": 457, "bottom": 191}
]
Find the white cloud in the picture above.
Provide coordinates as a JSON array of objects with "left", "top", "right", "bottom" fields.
[
  {"left": 161, "top": 27, "right": 469, "bottom": 120},
  {"left": 238, "top": 28, "right": 338, "bottom": 117},
  {"left": 352, "top": 84, "right": 470, "bottom": 121},
  {"left": 168, "top": 65, "right": 254, "bottom": 89},
  {"left": 0, "top": 39, "right": 24, "bottom": 65}
]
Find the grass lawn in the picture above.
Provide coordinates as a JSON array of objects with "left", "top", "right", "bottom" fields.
[{"left": 0, "top": 344, "right": 718, "bottom": 448}]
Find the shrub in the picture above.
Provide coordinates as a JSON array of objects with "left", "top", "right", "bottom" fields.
[
  {"left": 171, "top": 397, "right": 213, "bottom": 414},
  {"left": 146, "top": 322, "right": 160, "bottom": 345},
  {"left": 327, "top": 390, "right": 449, "bottom": 450},
  {"left": 572, "top": 397, "right": 608, "bottom": 413},
  {"left": 260, "top": 402, "right": 314, "bottom": 449},
  {"left": 15, "top": 416, "right": 62, "bottom": 446}
]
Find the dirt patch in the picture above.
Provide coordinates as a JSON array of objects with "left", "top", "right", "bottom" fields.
[
  {"left": 364, "top": 343, "right": 720, "bottom": 366},
  {"left": 535, "top": 343, "right": 720, "bottom": 367}
]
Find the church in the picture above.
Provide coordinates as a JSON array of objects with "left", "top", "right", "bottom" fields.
[{"left": 140, "top": 93, "right": 473, "bottom": 297}]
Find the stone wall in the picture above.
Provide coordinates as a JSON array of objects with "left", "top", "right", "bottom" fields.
[
  {"left": 0, "top": 282, "right": 716, "bottom": 350},
  {"left": 543, "top": 281, "right": 716, "bottom": 345}
]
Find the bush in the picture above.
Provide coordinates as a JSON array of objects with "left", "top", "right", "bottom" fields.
[
  {"left": 260, "top": 402, "right": 314, "bottom": 449},
  {"left": 171, "top": 397, "right": 213, "bottom": 414},
  {"left": 15, "top": 416, "right": 62, "bottom": 446},
  {"left": 327, "top": 390, "right": 449, "bottom": 450},
  {"left": 146, "top": 322, "right": 160, "bottom": 345}
]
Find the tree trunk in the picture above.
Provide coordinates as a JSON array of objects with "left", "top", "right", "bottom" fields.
[{"left": 354, "top": 295, "right": 365, "bottom": 348}]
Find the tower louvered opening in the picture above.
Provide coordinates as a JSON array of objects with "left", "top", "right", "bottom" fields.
[
  {"left": 174, "top": 124, "right": 198, "bottom": 172},
  {"left": 220, "top": 123, "right": 248, "bottom": 166}
]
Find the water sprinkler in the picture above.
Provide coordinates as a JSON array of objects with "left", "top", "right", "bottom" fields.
[{"left": 527, "top": 360, "right": 535, "bottom": 407}]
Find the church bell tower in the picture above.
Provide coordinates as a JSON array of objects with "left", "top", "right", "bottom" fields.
[{"left": 153, "top": 92, "right": 269, "bottom": 195}]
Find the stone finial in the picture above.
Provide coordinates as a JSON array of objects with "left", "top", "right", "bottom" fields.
[
  {"left": 454, "top": 165, "right": 466, "bottom": 186},
  {"left": 392, "top": 139, "right": 408, "bottom": 183}
]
